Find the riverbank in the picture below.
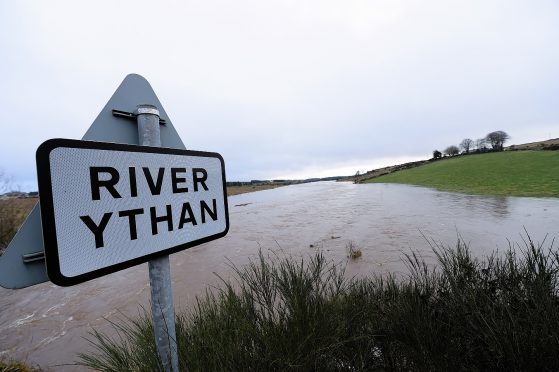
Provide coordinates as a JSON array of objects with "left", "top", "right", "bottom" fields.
[
  {"left": 364, "top": 150, "right": 559, "bottom": 197},
  {"left": 226, "top": 183, "right": 283, "bottom": 196},
  {"left": 79, "top": 235, "right": 559, "bottom": 371}
]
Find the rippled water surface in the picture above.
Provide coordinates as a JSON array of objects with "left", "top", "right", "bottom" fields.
[{"left": 1, "top": 182, "right": 557, "bottom": 370}]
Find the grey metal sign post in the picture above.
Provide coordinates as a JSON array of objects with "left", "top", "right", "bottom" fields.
[{"left": 136, "top": 104, "right": 179, "bottom": 372}]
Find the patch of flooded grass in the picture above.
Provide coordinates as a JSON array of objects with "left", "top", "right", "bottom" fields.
[
  {"left": 78, "top": 233, "right": 559, "bottom": 371},
  {"left": 0, "top": 358, "right": 42, "bottom": 372}
]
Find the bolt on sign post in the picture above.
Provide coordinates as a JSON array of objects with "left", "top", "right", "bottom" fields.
[{"left": 3, "top": 75, "right": 230, "bottom": 372}]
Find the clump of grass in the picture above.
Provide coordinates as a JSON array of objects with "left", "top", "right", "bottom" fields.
[
  {"left": 346, "top": 241, "right": 362, "bottom": 259},
  {"left": 0, "top": 359, "right": 41, "bottom": 372},
  {"left": 78, "top": 234, "right": 559, "bottom": 371},
  {"left": 77, "top": 310, "right": 168, "bottom": 371}
]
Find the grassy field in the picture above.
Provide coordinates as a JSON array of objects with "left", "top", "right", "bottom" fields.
[{"left": 365, "top": 150, "right": 559, "bottom": 197}]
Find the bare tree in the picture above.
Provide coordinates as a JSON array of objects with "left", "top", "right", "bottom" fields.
[
  {"left": 0, "top": 169, "right": 14, "bottom": 195},
  {"left": 0, "top": 170, "right": 16, "bottom": 253},
  {"left": 475, "top": 138, "right": 486, "bottom": 151},
  {"left": 444, "top": 145, "right": 460, "bottom": 156},
  {"left": 0, "top": 169, "right": 21, "bottom": 194},
  {"left": 460, "top": 138, "right": 474, "bottom": 154},
  {"left": 485, "top": 131, "right": 510, "bottom": 151}
]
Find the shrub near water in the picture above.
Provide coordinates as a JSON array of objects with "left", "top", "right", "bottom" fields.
[
  {"left": 0, "top": 359, "right": 40, "bottom": 372},
  {"left": 79, "top": 235, "right": 559, "bottom": 371}
]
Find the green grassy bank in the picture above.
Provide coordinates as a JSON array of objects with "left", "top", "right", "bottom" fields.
[
  {"left": 365, "top": 150, "right": 559, "bottom": 197},
  {"left": 79, "top": 236, "right": 559, "bottom": 371}
]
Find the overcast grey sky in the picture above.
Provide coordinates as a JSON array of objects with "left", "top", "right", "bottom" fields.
[{"left": 1, "top": 1, "right": 558, "bottom": 190}]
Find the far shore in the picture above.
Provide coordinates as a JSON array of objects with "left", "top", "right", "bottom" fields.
[{"left": 227, "top": 184, "right": 283, "bottom": 196}]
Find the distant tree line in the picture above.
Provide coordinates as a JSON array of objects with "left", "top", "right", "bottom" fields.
[{"left": 433, "top": 130, "right": 510, "bottom": 159}]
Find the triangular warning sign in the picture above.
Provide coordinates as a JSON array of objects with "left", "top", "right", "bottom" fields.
[{"left": 0, "top": 74, "right": 185, "bottom": 289}]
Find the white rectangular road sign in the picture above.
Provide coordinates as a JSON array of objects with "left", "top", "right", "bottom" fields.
[{"left": 36, "top": 139, "right": 229, "bottom": 286}]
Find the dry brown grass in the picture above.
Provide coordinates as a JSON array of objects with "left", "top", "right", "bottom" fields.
[
  {"left": 0, "top": 197, "right": 37, "bottom": 254},
  {"left": 227, "top": 184, "right": 282, "bottom": 196},
  {"left": 0, "top": 359, "right": 42, "bottom": 372},
  {"left": 507, "top": 138, "right": 559, "bottom": 151}
]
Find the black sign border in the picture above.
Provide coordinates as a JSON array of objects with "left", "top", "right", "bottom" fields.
[{"left": 36, "top": 138, "right": 230, "bottom": 287}]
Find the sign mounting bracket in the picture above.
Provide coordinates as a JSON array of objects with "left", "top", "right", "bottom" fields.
[
  {"left": 22, "top": 251, "right": 45, "bottom": 264},
  {"left": 112, "top": 109, "right": 167, "bottom": 125}
]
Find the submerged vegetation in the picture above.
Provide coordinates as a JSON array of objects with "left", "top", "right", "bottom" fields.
[
  {"left": 346, "top": 240, "right": 362, "bottom": 259},
  {"left": 79, "top": 234, "right": 559, "bottom": 371},
  {"left": 366, "top": 150, "right": 559, "bottom": 197},
  {"left": 0, "top": 359, "right": 41, "bottom": 372}
]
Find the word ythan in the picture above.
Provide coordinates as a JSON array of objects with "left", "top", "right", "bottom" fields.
[{"left": 80, "top": 200, "right": 218, "bottom": 248}]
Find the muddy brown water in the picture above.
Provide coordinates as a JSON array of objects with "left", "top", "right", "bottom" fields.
[{"left": 1, "top": 182, "right": 558, "bottom": 370}]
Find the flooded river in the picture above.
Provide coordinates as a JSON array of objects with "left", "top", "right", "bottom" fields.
[{"left": 1, "top": 182, "right": 558, "bottom": 370}]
